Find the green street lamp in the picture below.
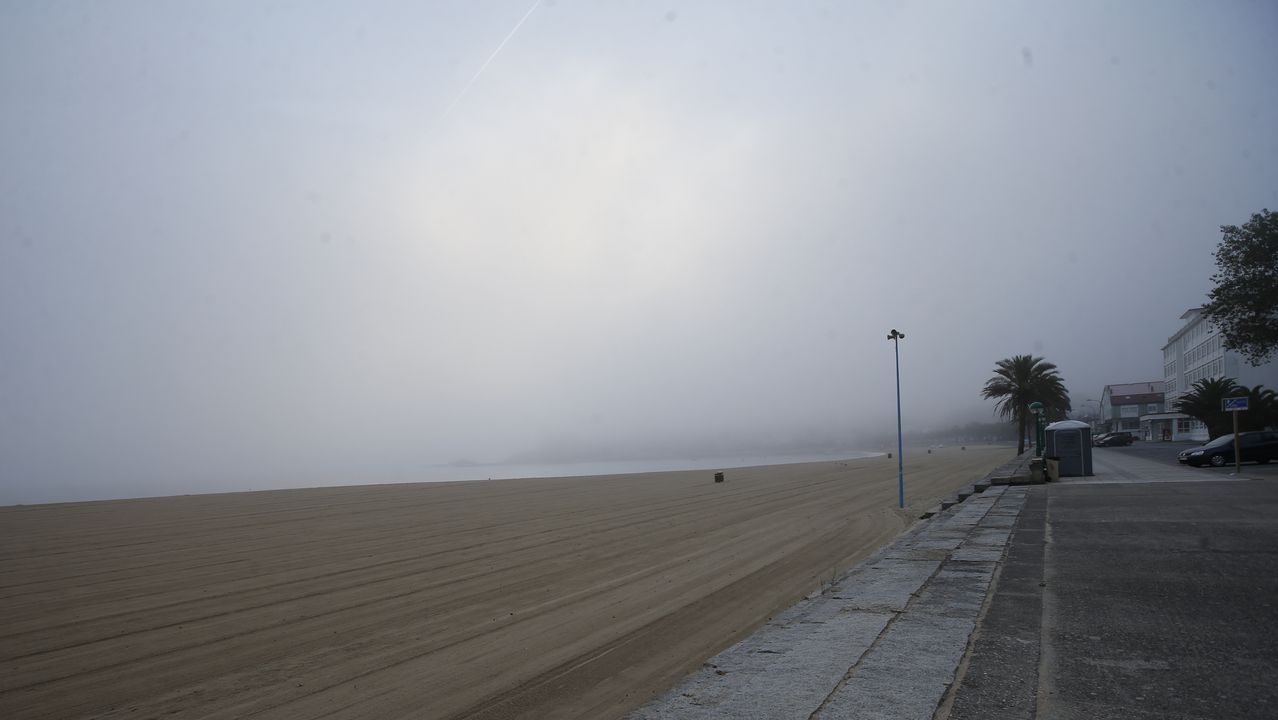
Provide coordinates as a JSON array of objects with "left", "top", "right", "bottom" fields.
[{"left": 1028, "top": 401, "right": 1045, "bottom": 457}]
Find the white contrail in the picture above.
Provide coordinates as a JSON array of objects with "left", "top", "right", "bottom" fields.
[{"left": 439, "top": 0, "right": 541, "bottom": 121}]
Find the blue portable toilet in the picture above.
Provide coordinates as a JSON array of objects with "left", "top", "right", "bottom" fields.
[{"left": 1044, "top": 420, "right": 1093, "bottom": 476}]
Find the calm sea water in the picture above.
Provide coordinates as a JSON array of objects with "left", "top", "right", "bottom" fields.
[
  {"left": 9, "top": 452, "right": 884, "bottom": 505},
  {"left": 417, "top": 451, "right": 885, "bottom": 484}
]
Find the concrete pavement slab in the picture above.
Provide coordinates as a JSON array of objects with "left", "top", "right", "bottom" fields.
[
  {"left": 825, "top": 560, "right": 945, "bottom": 612},
  {"left": 632, "top": 609, "right": 894, "bottom": 720},
  {"left": 949, "top": 546, "right": 1005, "bottom": 562},
  {"left": 815, "top": 565, "right": 997, "bottom": 719}
]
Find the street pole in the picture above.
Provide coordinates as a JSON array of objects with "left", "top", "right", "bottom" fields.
[
  {"left": 1233, "top": 409, "right": 1241, "bottom": 475},
  {"left": 1029, "top": 402, "right": 1044, "bottom": 458},
  {"left": 888, "top": 329, "right": 905, "bottom": 509},
  {"left": 1222, "top": 395, "right": 1248, "bottom": 474}
]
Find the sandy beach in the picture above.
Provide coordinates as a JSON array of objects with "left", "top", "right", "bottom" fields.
[{"left": 0, "top": 447, "right": 1011, "bottom": 719}]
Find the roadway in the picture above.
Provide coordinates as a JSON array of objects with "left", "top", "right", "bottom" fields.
[{"left": 1096, "top": 440, "right": 1278, "bottom": 479}]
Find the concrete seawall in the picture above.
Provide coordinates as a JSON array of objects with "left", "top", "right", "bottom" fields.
[{"left": 632, "top": 479, "right": 1028, "bottom": 719}]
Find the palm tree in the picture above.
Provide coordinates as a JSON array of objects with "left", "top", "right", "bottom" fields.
[
  {"left": 1175, "top": 377, "right": 1243, "bottom": 439},
  {"left": 1238, "top": 385, "right": 1278, "bottom": 432},
  {"left": 981, "top": 355, "right": 1072, "bottom": 455}
]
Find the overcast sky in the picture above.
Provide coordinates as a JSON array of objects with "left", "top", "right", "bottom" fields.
[{"left": 2, "top": 1, "right": 1276, "bottom": 503}]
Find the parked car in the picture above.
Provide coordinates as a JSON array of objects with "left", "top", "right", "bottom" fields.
[
  {"left": 1181, "top": 432, "right": 1278, "bottom": 467},
  {"left": 1091, "top": 433, "right": 1111, "bottom": 446},
  {"left": 1095, "top": 431, "right": 1135, "bottom": 447},
  {"left": 1177, "top": 445, "right": 1196, "bottom": 464}
]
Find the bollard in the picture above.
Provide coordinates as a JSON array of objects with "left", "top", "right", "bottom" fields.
[{"left": 714, "top": 471, "right": 724, "bottom": 483}]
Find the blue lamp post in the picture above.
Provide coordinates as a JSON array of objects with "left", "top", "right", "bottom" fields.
[{"left": 888, "top": 329, "right": 905, "bottom": 508}]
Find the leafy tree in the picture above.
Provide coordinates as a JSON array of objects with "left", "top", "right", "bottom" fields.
[
  {"left": 1175, "top": 377, "right": 1243, "bottom": 439},
  {"left": 981, "top": 355, "right": 1072, "bottom": 455},
  {"left": 1201, "top": 209, "right": 1278, "bottom": 366}
]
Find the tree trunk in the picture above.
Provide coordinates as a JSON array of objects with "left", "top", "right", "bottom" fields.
[{"left": 1016, "top": 412, "right": 1027, "bottom": 455}]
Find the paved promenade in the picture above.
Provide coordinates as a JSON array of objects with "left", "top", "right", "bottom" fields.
[
  {"left": 633, "top": 449, "right": 1278, "bottom": 719},
  {"left": 950, "top": 452, "right": 1278, "bottom": 720}
]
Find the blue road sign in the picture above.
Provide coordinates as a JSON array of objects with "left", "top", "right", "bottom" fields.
[{"left": 1223, "top": 396, "right": 1249, "bottom": 412}]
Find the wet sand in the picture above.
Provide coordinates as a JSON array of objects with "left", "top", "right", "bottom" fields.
[{"left": 0, "top": 446, "right": 1011, "bottom": 719}]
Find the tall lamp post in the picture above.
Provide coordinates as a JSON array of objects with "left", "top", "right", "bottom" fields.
[
  {"left": 1082, "top": 398, "right": 1100, "bottom": 429},
  {"left": 888, "top": 329, "right": 905, "bottom": 509},
  {"left": 1028, "top": 401, "right": 1045, "bottom": 457}
]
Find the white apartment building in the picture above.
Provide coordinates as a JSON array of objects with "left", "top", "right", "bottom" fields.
[{"left": 1160, "top": 307, "right": 1278, "bottom": 441}]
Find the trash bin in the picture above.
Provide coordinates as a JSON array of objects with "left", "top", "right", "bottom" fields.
[
  {"left": 1028, "top": 457, "right": 1045, "bottom": 484},
  {"left": 1044, "top": 420, "right": 1093, "bottom": 476}
]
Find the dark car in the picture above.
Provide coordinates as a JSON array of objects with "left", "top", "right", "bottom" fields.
[
  {"left": 1182, "top": 431, "right": 1278, "bottom": 467},
  {"left": 1177, "top": 445, "right": 1196, "bottom": 464},
  {"left": 1095, "top": 431, "right": 1135, "bottom": 447}
]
